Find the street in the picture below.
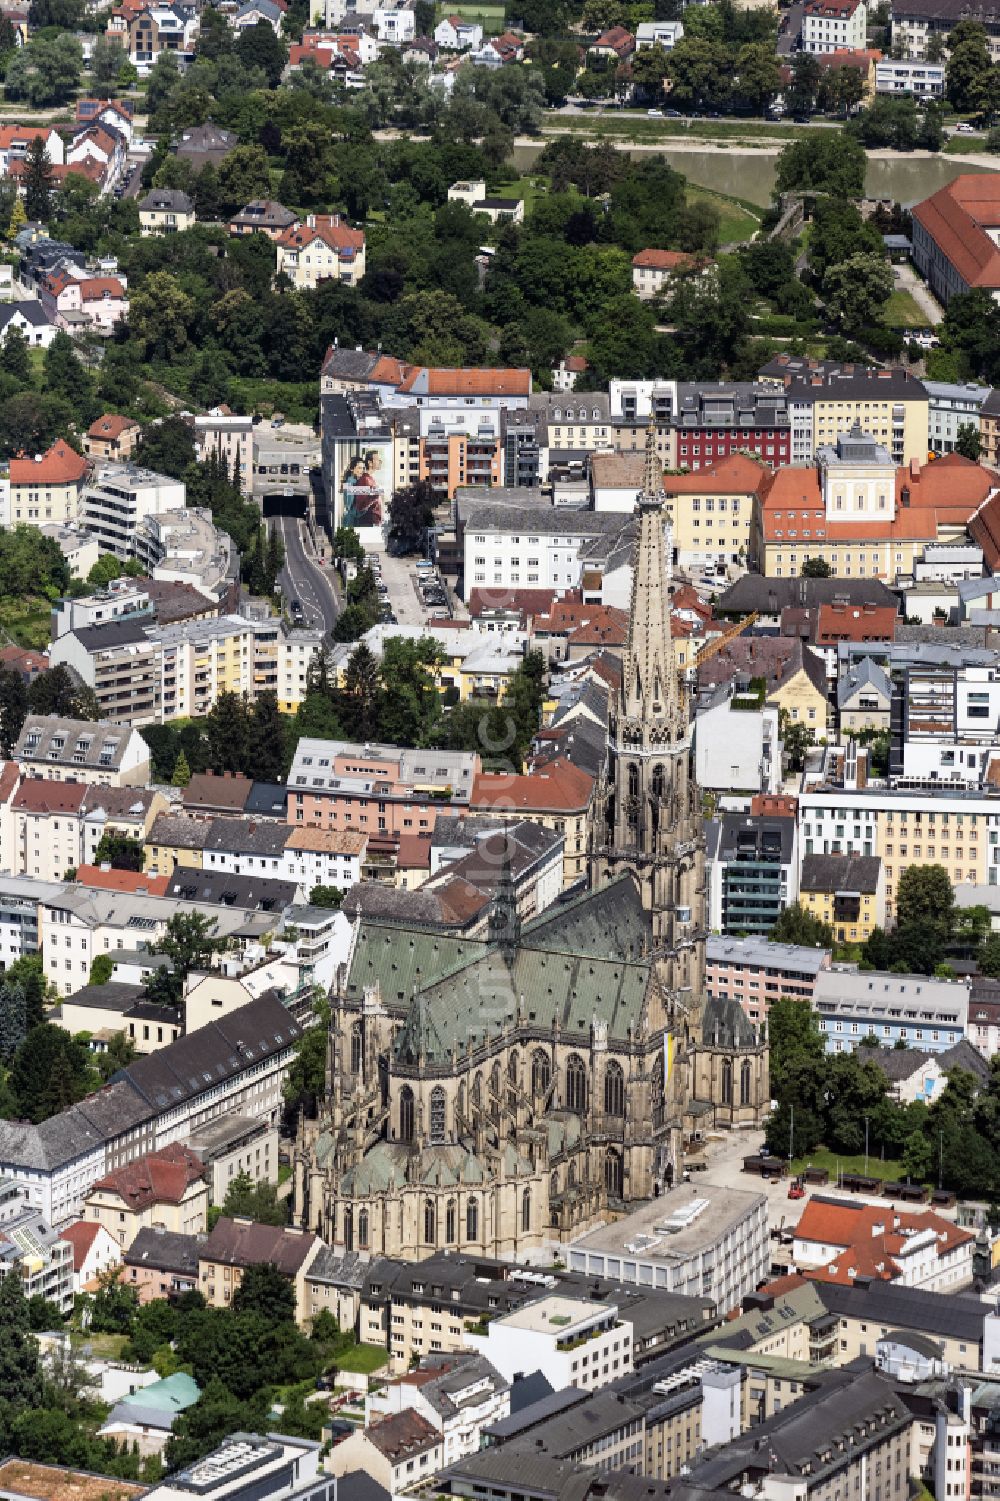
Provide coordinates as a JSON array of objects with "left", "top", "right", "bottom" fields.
[{"left": 274, "top": 514, "right": 339, "bottom": 637}]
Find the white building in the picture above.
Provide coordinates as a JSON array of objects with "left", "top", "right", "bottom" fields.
[
  {"left": 635, "top": 19, "right": 683, "bottom": 47},
  {"left": 81, "top": 464, "right": 186, "bottom": 559},
  {"left": 802, "top": 0, "right": 868, "bottom": 53},
  {"left": 434, "top": 14, "right": 482, "bottom": 48},
  {"left": 374, "top": 4, "right": 415, "bottom": 42},
  {"left": 461, "top": 504, "right": 629, "bottom": 601},
  {"left": 694, "top": 691, "right": 781, "bottom": 797},
  {"left": 875, "top": 58, "right": 944, "bottom": 95},
  {"left": 812, "top": 967, "right": 970, "bottom": 1053},
  {"left": 466, "top": 1294, "right": 634, "bottom": 1393},
  {"left": 925, "top": 381, "right": 992, "bottom": 455},
  {"left": 365, "top": 1353, "right": 510, "bottom": 1470}
]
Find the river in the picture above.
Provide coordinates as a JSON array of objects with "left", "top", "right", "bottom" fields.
[{"left": 510, "top": 141, "right": 998, "bottom": 209}]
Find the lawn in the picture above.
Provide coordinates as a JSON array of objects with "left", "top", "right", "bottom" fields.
[
  {"left": 0, "top": 596, "right": 56, "bottom": 650},
  {"left": 335, "top": 1342, "right": 388, "bottom": 1374},
  {"left": 435, "top": 1, "right": 505, "bottom": 33},
  {"left": 544, "top": 113, "right": 817, "bottom": 145},
  {"left": 71, "top": 1330, "right": 131, "bottom": 1360},
  {"left": 490, "top": 174, "right": 546, "bottom": 215},
  {"left": 790, "top": 1147, "right": 907, "bottom": 1184},
  {"left": 685, "top": 185, "right": 760, "bottom": 245},
  {"left": 882, "top": 289, "right": 930, "bottom": 330}
]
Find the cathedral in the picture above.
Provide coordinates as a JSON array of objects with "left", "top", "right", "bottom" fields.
[{"left": 293, "top": 422, "right": 768, "bottom": 1260}]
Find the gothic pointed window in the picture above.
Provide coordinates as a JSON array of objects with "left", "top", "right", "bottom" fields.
[
  {"left": 399, "top": 1085, "right": 414, "bottom": 1143},
  {"left": 652, "top": 764, "right": 665, "bottom": 799},
  {"left": 490, "top": 1063, "right": 501, "bottom": 1124},
  {"left": 605, "top": 1148, "right": 623, "bottom": 1198},
  {"left": 430, "top": 1085, "right": 446, "bottom": 1143},
  {"left": 446, "top": 1199, "right": 456, "bottom": 1243},
  {"left": 424, "top": 1198, "right": 436, "bottom": 1244},
  {"left": 550, "top": 1170, "right": 559, "bottom": 1199},
  {"left": 651, "top": 1054, "right": 664, "bottom": 1129},
  {"left": 628, "top": 764, "right": 639, "bottom": 799},
  {"left": 566, "top": 1054, "right": 587, "bottom": 1114},
  {"left": 532, "top": 1050, "right": 551, "bottom": 1098},
  {"left": 568, "top": 1161, "right": 577, "bottom": 1189},
  {"left": 350, "top": 1022, "right": 362, "bottom": 1074},
  {"left": 344, "top": 1207, "right": 353, "bottom": 1252},
  {"left": 604, "top": 1060, "right": 625, "bottom": 1118},
  {"left": 358, "top": 1208, "right": 369, "bottom": 1250},
  {"left": 466, "top": 1196, "right": 478, "bottom": 1240},
  {"left": 508, "top": 1050, "right": 518, "bottom": 1083},
  {"left": 522, "top": 1188, "right": 531, "bottom": 1232},
  {"left": 740, "top": 1058, "right": 752, "bottom": 1107},
  {"left": 722, "top": 1057, "right": 733, "bottom": 1106}
]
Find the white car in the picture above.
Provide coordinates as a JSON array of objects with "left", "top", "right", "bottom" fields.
[{"left": 955, "top": 122, "right": 976, "bottom": 134}]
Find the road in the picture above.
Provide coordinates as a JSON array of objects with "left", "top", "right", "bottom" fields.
[
  {"left": 274, "top": 514, "right": 339, "bottom": 637},
  {"left": 893, "top": 260, "right": 944, "bottom": 327}
]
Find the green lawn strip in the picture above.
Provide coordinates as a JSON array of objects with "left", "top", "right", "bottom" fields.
[
  {"left": 542, "top": 114, "right": 821, "bottom": 145},
  {"left": 790, "top": 1147, "right": 907, "bottom": 1184},
  {"left": 434, "top": 1, "right": 505, "bottom": 33},
  {"left": 334, "top": 1342, "right": 389, "bottom": 1374},
  {"left": 0, "top": 596, "right": 56, "bottom": 650},
  {"left": 882, "top": 288, "right": 930, "bottom": 329},
  {"left": 71, "top": 1330, "right": 131, "bottom": 1360},
  {"left": 684, "top": 184, "right": 760, "bottom": 243}
]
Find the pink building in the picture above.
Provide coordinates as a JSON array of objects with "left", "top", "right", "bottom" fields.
[
  {"left": 287, "top": 739, "right": 480, "bottom": 840},
  {"left": 705, "top": 935, "right": 831, "bottom": 1025}
]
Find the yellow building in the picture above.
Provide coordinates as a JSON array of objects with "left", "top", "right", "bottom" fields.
[
  {"left": 661, "top": 453, "right": 772, "bottom": 578},
  {"left": 799, "top": 851, "right": 885, "bottom": 945},
  {"left": 145, "top": 812, "right": 210, "bottom": 875},
  {"left": 198, "top": 1218, "right": 322, "bottom": 1324},
  {"left": 7, "top": 440, "right": 88, "bottom": 526},
  {"left": 85, "top": 1144, "right": 208, "bottom": 1249},
  {"left": 788, "top": 367, "right": 928, "bottom": 466},
  {"left": 765, "top": 649, "right": 831, "bottom": 738},
  {"left": 753, "top": 439, "right": 993, "bottom": 580}
]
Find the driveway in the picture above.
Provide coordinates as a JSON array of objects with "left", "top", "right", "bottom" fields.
[{"left": 894, "top": 260, "right": 944, "bottom": 327}]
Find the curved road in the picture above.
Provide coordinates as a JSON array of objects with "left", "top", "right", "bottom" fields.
[{"left": 274, "top": 514, "right": 339, "bottom": 637}]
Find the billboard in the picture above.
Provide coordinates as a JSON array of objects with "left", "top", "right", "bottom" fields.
[{"left": 333, "top": 436, "right": 391, "bottom": 546}]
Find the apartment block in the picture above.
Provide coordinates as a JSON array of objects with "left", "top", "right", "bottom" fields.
[
  {"left": 799, "top": 851, "right": 886, "bottom": 945},
  {"left": 812, "top": 966, "right": 969, "bottom": 1052},
  {"left": 1, "top": 440, "right": 88, "bottom": 527},
  {"left": 14, "top": 713, "right": 151, "bottom": 786},
  {"left": 706, "top": 812, "right": 798, "bottom": 936},
  {"left": 705, "top": 935, "right": 831, "bottom": 1023},
  {"left": 194, "top": 409, "right": 253, "bottom": 496},
  {"left": 287, "top": 738, "right": 480, "bottom": 840}
]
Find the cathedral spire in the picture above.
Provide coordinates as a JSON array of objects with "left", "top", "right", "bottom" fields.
[
  {"left": 488, "top": 829, "right": 520, "bottom": 968},
  {"left": 621, "top": 414, "right": 678, "bottom": 729}
]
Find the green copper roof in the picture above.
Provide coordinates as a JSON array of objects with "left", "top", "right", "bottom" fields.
[
  {"left": 338, "top": 1140, "right": 530, "bottom": 1196},
  {"left": 343, "top": 877, "right": 656, "bottom": 1065}
]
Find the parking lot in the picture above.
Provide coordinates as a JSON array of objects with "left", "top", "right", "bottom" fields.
[{"left": 367, "top": 551, "right": 453, "bottom": 629}]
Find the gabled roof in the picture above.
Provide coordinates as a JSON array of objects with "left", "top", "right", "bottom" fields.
[
  {"left": 90, "top": 1142, "right": 205, "bottom": 1210},
  {"left": 471, "top": 758, "right": 594, "bottom": 814},
  {"left": 87, "top": 413, "right": 141, "bottom": 440},
  {"left": 61, "top": 1218, "right": 107, "bottom": 1271},
  {"left": 800, "top": 852, "right": 881, "bottom": 896},
  {"left": 912, "top": 173, "right": 1000, "bottom": 292},
  {"left": 199, "top": 1216, "right": 319, "bottom": 1275},
  {"left": 837, "top": 655, "right": 891, "bottom": 708},
  {"left": 9, "top": 440, "right": 87, "bottom": 487}
]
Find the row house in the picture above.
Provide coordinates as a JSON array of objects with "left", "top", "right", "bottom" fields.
[
  {"left": 0, "top": 123, "right": 64, "bottom": 175},
  {"left": 11, "top": 778, "right": 166, "bottom": 882},
  {"left": 609, "top": 380, "right": 792, "bottom": 471},
  {"left": 287, "top": 738, "right": 480, "bottom": 843},
  {"left": 14, "top": 712, "right": 151, "bottom": 786}
]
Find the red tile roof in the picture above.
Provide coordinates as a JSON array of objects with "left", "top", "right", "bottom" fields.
[
  {"left": 664, "top": 453, "right": 771, "bottom": 496},
  {"left": 396, "top": 366, "right": 531, "bottom": 398},
  {"left": 91, "top": 1144, "right": 205, "bottom": 1210},
  {"left": 632, "top": 249, "right": 698, "bottom": 271},
  {"left": 471, "top": 758, "right": 594, "bottom": 815},
  {"left": 0, "top": 124, "right": 59, "bottom": 149},
  {"left": 87, "top": 413, "right": 141, "bottom": 440},
  {"left": 794, "top": 1195, "right": 974, "bottom": 1284},
  {"left": 13, "top": 780, "right": 87, "bottom": 814},
  {"left": 277, "top": 214, "right": 364, "bottom": 254},
  {"left": 396, "top": 833, "right": 433, "bottom": 870},
  {"left": 78, "top": 276, "right": 127, "bottom": 303},
  {"left": 61, "top": 1219, "right": 107, "bottom": 1272},
  {"left": 74, "top": 864, "right": 169, "bottom": 895},
  {"left": 912, "top": 174, "right": 1000, "bottom": 293},
  {"left": 9, "top": 440, "right": 87, "bottom": 487},
  {"left": 814, "top": 602, "right": 898, "bottom": 643},
  {"left": 468, "top": 587, "right": 561, "bottom": 619}
]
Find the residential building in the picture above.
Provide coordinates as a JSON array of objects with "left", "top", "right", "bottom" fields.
[
  {"left": 141, "top": 1431, "right": 340, "bottom": 1501},
  {"left": 123, "top": 1225, "right": 203, "bottom": 1303},
  {"left": 3, "top": 439, "right": 88, "bottom": 528},
  {"left": 198, "top": 1217, "right": 322, "bottom": 1320},
  {"left": 84, "top": 1142, "right": 208, "bottom": 1248},
  {"left": 0, "top": 874, "right": 61, "bottom": 968},
  {"left": 0, "top": 1180, "right": 74, "bottom": 1311},
  {"left": 926, "top": 380, "right": 992, "bottom": 455},
  {"left": 14, "top": 712, "right": 150, "bottom": 786},
  {"left": 610, "top": 379, "right": 792, "bottom": 471},
  {"left": 81, "top": 462, "right": 185, "bottom": 558},
  {"left": 791, "top": 1194, "right": 974, "bottom": 1291},
  {"left": 0, "top": 299, "right": 57, "bottom": 347},
  {"left": 838, "top": 656, "right": 893, "bottom": 732},
  {"left": 752, "top": 434, "right": 995, "bottom": 579},
  {"left": 193, "top": 409, "right": 253, "bottom": 497},
  {"left": 635, "top": 19, "right": 683, "bottom": 46},
  {"left": 281, "top": 826, "right": 366, "bottom": 892},
  {"left": 912, "top": 173, "right": 1000, "bottom": 307},
  {"left": 630, "top": 249, "right": 702, "bottom": 300},
  {"left": 892, "top": 0, "right": 1000, "bottom": 61},
  {"left": 469, "top": 759, "right": 594, "bottom": 886},
  {"left": 718, "top": 572, "right": 899, "bottom": 625},
  {"left": 875, "top": 56, "right": 944, "bottom": 93},
  {"left": 276, "top": 213, "right": 366, "bottom": 289},
  {"left": 287, "top": 739, "right": 480, "bottom": 841},
  {"left": 894, "top": 656, "right": 1000, "bottom": 784},
  {"left": 706, "top": 811, "right": 798, "bottom": 936},
  {"left": 657, "top": 455, "right": 771, "bottom": 577},
  {"left": 467, "top": 1295, "right": 634, "bottom": 1393},
  {"left": 434, "top": 14, "right": 482, "bottom": 47},
  {"left": 84, "top": 413, "right": 142, "bottom": 460},
  {"left": 802, "top": 0, "right": 868, "bottom": 52},
  {"left": 99, "top": 1371, "right": 201, "bottom": 1459},
  {"left": 460, "top": 503, "right": 631, "bottom": 601},
  {"left": 138, "top": 187, "right": 195, "bottom": 236},
  {"left": 173, "top": 122, "right": 237, "bottom": 169},
  {"left": 61, "top": 1217, "right": 121, "bottom": 1293},
  {"left": 229, "top": 198, "right": 297, "bottom": 239},
  {"left": 362, "top": 1353, "right": 510, "bottom": 1471},
  {"left": 50, "top": 620, "right": 162, "bottom": 726},
  {"left": 57, "top": 980, "right": 181, "bottom": 1054},
  {"left": 694, "top": 688, "right": 781, "bottom": 797},
  {"left": 800, "top": 852, "right": 886, "bottom": 945},
  {"left": 705, "top": 935, "right": 832, "bottom": 1022},
  {"left": 769, "top": 365, "right": 928, "bottom": 466},
  {"left": 0, "top": 123, "right": 64, "bottom": 174},
  {"left": 812, "top": 966, "right": 970, "bottom": 1052},
  {"left": 857, "top": 1036, "right": 990, "bottom": 1102},
  {"left": 185, "top": 1115, "right": 278, "bottom": 1204}
]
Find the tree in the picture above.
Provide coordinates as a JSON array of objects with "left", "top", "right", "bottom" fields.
[
  {"left": 954, "top": 421, "right": 983, "bottom": 460},
  {"left": 284, "top": 999, "right": 329, "bottom": 1113},
  {"left": 231, "top": 1260, "right": 297, "bottom": 1323},
  {"left": 822, "top": 252, "right": 894, "bottom": 333},
  {"left": 770, "top": 903, "right": 833, "bottom": 948},
  {"left": 88, "top": 1267, "right": 139, "bottom": 1335},
  {"left": 96, "top": 1029, "right": 137, "bottom": 1083},
  {"left": 309, "top": 884, "right": 343, "bottom": 908},
  {"left": 89, "top": 954, "right": 114, "bottom": 986},
  {"left": 205, "top": 691, "right": 252, "bottom": 775},
  {"left": 978, "top": 932, "right": 1000, "bottom": 977},
  {"left": 733, "top": 42, "right": 781, "bottom": 114},
  {"left": 130, "top": 273, "right": 196, "bottom": 362},
  {"left": 891, "top": 862, "right": 955, "bottom": 973},
  {"left": 93, "top": 831, "right": 145, "bottom": 872},
  {"left": 939, "top": 288, "right": 1000, "bottom": 383},
  {"left": 22, "top": 137, "right": 54, "bottom": 223},
  {"left": 0, "top": 326, "right": 31, "bottom": 384},
  {"left": 235, "top": 20, "right": 287, "bottom": 87},
  {"left": 664, "top": 35, "right": 731, "bottom": 112},
  {"left": 90, "top": 36, "right": 127, "bottom": 95},
  {"left": 388, "top": 480, "right": 435, "bottom": 556},
  {"left": 249, "top": 693, "right": 286, "bottom": 783},
  {"left": 215, "top": 1171, "right": 288, "bottom": 1228},
  {"left": 801, "top": 556, "right": 832, "bottom": 578},
  {"left": 171, "top": 749, "right": 192, "bottom": 787},
  {"left": 774, "top": 132, "right": 866, "bottom": 198},
  {"left": 340, "top": 641, "right": 381, "bottom": 742},
  {"left": 332, "top": 526, "right": 364, "bottom": 563},
  {"left": 0, "top": 1270, "right": 43, "bottom": 1414},
  {"left": 0, "top": 666, "right": 28, "bottom": 757},
  {"left": 8, "top": 1024, "right": 96, "bottom": 1123},
  {"left": 946, "top": 31, "right": 993, "bottom": 112},
  {"left": 154, "top": 911, "right": 220, "bottom": 982},
  {"left": 28, "top": 664, "right": 97, "bottom": 721},
  {"left": 785, "top": 51, "right": 820, "bottom": 116},
  {"left": 781, "top": 717, "right": 815, "bottom": 773},
  {"left": 167, "top": 1378, "right": 266, "bottom": 1471}
]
